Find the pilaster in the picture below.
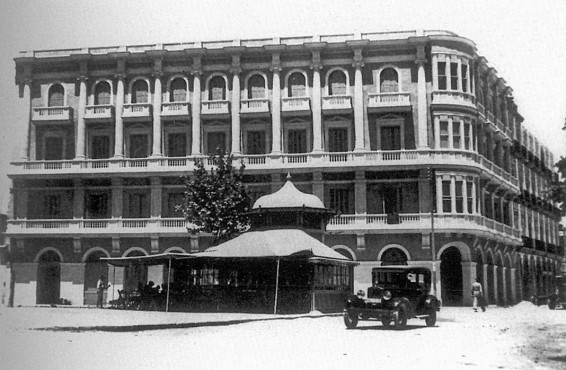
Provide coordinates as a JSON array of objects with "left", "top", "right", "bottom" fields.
[
  {"left": 270, "top": 53, "right": 282, "bottom": 154},
  {"left": 415, "top": 45, "right": 428, "bottom": 148},
  {"left": 151, "top": 58, "right": 163, "bottom": 157},
  {"left": 310, "top": 50, "right": 323, "bottom": 152},
  {"left": 113, "top": 71, "right": 126, "bottom": 158},
  {"left": 150, "top": 177, "right": 162, "bottom": 218},
  {"left": 190, "top": 56, "right": 203, "bottom": 155},
  {"left": 352, "top": 48, "right": 365, "bottom": 151},
  {"left": 354, "top": 171, "right": 367, "bottom": 214},
  {"left": 76, "top": 67, "right": 88, "bottom": 159},
  {"left": 230, "top": 54, "right": 242, "bottom": 154}
]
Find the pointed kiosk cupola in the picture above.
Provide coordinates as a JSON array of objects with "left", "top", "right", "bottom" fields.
[{"left": 246, "top": 175, "right": 335, "bottom": 234}]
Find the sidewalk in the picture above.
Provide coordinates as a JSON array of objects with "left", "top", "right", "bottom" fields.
[{"left": 0, "top": 305, "right": 337, "bottom": 332}]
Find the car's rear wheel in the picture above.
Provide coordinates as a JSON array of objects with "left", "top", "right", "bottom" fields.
[
  {"left": 344, "top": 311, "right": 358, "bottom": 329},
  {"left": 425, "top": 309, "right": 436, "bottom": 327},
  {"left": 394, "top": 304, "right": 408, "bottom": 329},
  {"left": 548, "top": 299, "right": 557, "bottom": 310}
]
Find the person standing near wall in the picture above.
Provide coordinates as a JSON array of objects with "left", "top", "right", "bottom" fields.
[
  {"left": 471, "top": 278, "right": 485, "bottom": 312},
  {"left": 96, "top": 275, "right": 110, "bottom": 308}
]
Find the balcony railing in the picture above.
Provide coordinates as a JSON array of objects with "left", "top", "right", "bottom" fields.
[
  {"left": 282, "top": 97, "right": 311, "bottom": 116},
  {"left": 122, "top": 103, "right": 152, "bottom": 119},
  {"left": 201, "top": 100, "right": 230, "bottom": 116},
  {"left": 431, "top": 91, "right": 476, "bottom": 109},
  {"left": 161, "top": 102, "right": 190, "bottom": 118},
  {"left": 32, "top": 107, "right": 73, "bottom": 122},
  {"left": 85, "top": 105, "right": 114, "bottom": 121},
  {"left": 367, "top": 92, "right": 411, "bottom": 111},
  {"left": 240, "top": 98, "right": 270, "bottom": 116},
  {"left": 10, "top": 149, "right": 520, "bottom": 190},
  {"left": 322, "top": 95, "right": 352, "bottom": 113}
]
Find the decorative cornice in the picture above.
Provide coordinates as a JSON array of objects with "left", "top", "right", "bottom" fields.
[
  {"left": 230, "top": 54, "right": 242, "bottom": 75},
  {"left": 310, "top": 50, "right": 322, "bottom": 70},
  {"left": 352, "top": 48, "right": 364, "bottom": 69},
  {"left": 270, "top": 52, "right": 282, "bottom": 72}
]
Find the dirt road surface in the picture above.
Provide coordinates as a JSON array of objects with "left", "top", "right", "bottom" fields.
[{"left": 0, "top": 301, "right": 564, "bottom": 370}]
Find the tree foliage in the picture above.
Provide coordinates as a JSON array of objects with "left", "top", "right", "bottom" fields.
[
  {"left": 179, "top": 152, "right": 251, "bottom": 243},
  {"left": 548, "top": 156, "right": 566, "bottom": 217}
]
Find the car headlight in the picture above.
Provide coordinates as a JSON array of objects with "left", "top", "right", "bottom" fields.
[{"left": 382, "top": 290, "right": 392, "bottom": 300}]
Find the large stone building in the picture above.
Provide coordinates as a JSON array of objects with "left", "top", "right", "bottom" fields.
[{"left": 6, "top": 30, "right": 564, "bottom": 307}]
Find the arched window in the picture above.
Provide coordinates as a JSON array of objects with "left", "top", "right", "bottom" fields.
[
  {"left": 380, "top": 247, "right": 408, "bottom": 266},
  {"left": 248, "top": 74, "right": 265, "bottom": 99},
  {"left": 131, "top": 80, "right": 149, "bottom": 104},
  {"left": 48, "top": 84, "right": 65, "bottom": 107},
  {"left": 209, "top": 76, "right": 226, "bottom": 101},
  {"left": 288, "top": 72, "right": 306, "bottom": 97},
  {"left": 94, "top": 81, "right": 111, "bottom": 105},
  {"left": 170, "top": 78, "right": 187, "bottom": 102},
  {"left": 328, "top": 70, "right": 347, "bottom": 96},
  {"left": 380, "top": 68, "right": 399, "bottom": 93}
]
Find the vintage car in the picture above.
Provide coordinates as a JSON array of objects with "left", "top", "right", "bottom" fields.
[
  {"left": 343, "top": 266, "right": 440, "bottom": 329},
  {"left": 548, "top": 275, "right": 566, "bottom": 310}
]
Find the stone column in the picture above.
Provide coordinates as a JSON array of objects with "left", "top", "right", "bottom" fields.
[
  {"left": 111, "top": 178, "right": 123, "bottom": 219},
  {"left": 76, "top": 74, "right": 88, "bottom": 159},
  {"left": 114, "top": 74, "right": 125, "bottom": 158},
  {"left": 353, "top": 49, "right": 365, "bottom": 151},
  {"left": 431, "top": 54, "right": 438, "bottom": 91},
  {"left": 191, "top": 63, "right": 202, "bottom": 155},
  {"left": 510, "top": 267, "right": 517, "bottom": 304},
  {"left": 416, "top": 56, "right": 428, "bottom": 148},
  {"left": 310, "top": 50, "right": 323, "bottom": 152},
  {"left": 354, "top": 171, "right": 367, "bottom": 215},
  {"left": 230, "top": 55, "right": 242, "bottom": 154},
  {"left": 493, "top": 265, "right": 499, "bottom": 305},
  {"left": 312, "top": 172, "right": 324, "bottom": 204},
  {"left": 445, "top": 57, "right": 451, "bottom": 90},
  {"left": 151, "top": 69, "right": 163, "bottom": 157},
  {"left": 20, "top": 80, "right": 33, "bottom": 160},
  {"left": 447, "top": 117, "right": 454, "bottom": 149},
  {"left": 150, "top": 177, "right": 162, "bottom": 218},
  {"left": 471, "top": 180, "right": 477, "bottom": 214},
  {"left": 462, "top": 178, "right": 468, "bottom": 214},
  {"left": 450, "top": 176, "right": 456, "bottom": 213},
  {"left": 436, "top": 176, "right": 443, "bottom": 214},
  {"left": 468, "top": 121, "right": 474, "bottom": 151},
  {"left": 483, "top": 264, "right": 490, "bottom": 305},
  {"left": 434, "top": 117, "right": 440, "bottom": 149},
  {"left": 459, "top": 119, "right": 465, "bottom": 149},
  {"left": 73, "top": 179, "right": 84, "bottom": 219},
  {"left": 502, "top": 266, "right": 508, "bottom": 306},
  {"left": 270, "top": 55, "right": 282, "bottom": 154},
  {"left": 456, "top": 58, "right": 462, "bottom": 91},
  {"left": 29, "top": 123, "right": 36, "bottom": 160}
]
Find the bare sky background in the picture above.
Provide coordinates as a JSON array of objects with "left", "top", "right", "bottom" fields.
[{"left": 0, "top": 0, "right": 565, "bottom": 214}]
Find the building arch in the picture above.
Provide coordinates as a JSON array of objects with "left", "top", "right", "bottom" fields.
[
  {"left": 284, "top": 69, "right": 309, "bottom": 98},
  {"left": 122, "top": 248, "right": 148, "bottom": 292},
  {"left": 243, "top": 71, "right": 268, "bottom": 99},
  {"left": 36, "top": 249, "right": 62, "bottom": 304},
  {"left": 35, "top": 247, "right": 65, "bottom": 263},
  {"left": 90, "top": 78, "right": 114, "bottom": 105},
  {"left": 436, "top": 241, "right": 472, "bottom": 262},
  {"left": 127, "top": 76, "right": 152, "bottom": 104},
  {"left": 377, "top": 244, "right": 412, "bottom": 261},
  {"left": 204, "top": 72, "right": 229, "bottom": 101},
  {"left": 163, "top": 247, "right": 186, "bottom": 254},
  {"left": 83, "top": 248, "right": 110, "bottom": 305},
  {"left": 439, "top": 245, "right": 463, "bottom": 305},
  {"left": 166, "top": 75, "right": 190, "bottom": 102},
  {"left": 374, "top": 65, "right": 402, "bottom": 93},
  {"left": 122, "top": 247, "right": 149, "bottom": 258},
  {"left": 324, "top": 67, "right": 350, "bottom": 96},
  {"left": 331, "top": 245, "right": 357, "bottom": 261},
  {"left": 45, "top": 82, "right": 67, "bottom": 107},
  {"left": 82, "top": 247, "right": 111, "bottom": 262}
]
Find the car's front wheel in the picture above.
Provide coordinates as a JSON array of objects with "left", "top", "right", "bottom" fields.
[
  {"left": 344, "top": 311, "right": 358, "bottom": 329},
  {"left": 425, "top": 309, "right": 436, "bottom": 327},
  {"left": 394, "top": 304, "right": 408, "bottom": 329}
]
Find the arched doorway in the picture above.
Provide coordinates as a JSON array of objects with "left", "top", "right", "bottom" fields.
[
  {"left": 84, "top": 251, "right": 109, "bottom": 305},
  {"left": 496, "top": 254, "right": 505, "bottom": 306},
  {"left": 380, "top": 247, "right": 408, "bottom": 266},
  {"left": 505, "top": 256, "right": 513, "bottom": 305},
  {"left": 440, "top": 247, "right": 462, "bottom": 306},
  {"left": 124, "top": 250, "right": 148, "bottom": 292},
  {"left": 37, "top": 250, "right": 61, "bottom": 304},
  {"left": 522, "top": 258, "right": 530, "bottom": 300},
  {"left": 486, "top": 253, "right": 495, "bottom": 305}
]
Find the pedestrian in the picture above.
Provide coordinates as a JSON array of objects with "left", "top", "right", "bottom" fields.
[
  {"left": 471, "top": 278, "right": 485, "bottom": 312},
  {"left": 96, "top": 275, "right": 110, "bottom": 308}
]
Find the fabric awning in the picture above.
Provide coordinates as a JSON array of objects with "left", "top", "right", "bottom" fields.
[
  {"left": 101, "top": 252, "right": 194, "bottom": 267},
  {"left": 191, "top": 229, "right": 355, "bottom": 263}
]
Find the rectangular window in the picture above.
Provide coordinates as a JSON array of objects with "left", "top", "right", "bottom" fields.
[
  {"left": 246, "top": 130, "right": 266, "bottom": 155},
  {"left": 288, "top": 129, "right": 307, "bottom": 154},
  {"left": 43, "top": 194, "right": 61, "bottom": 218},
  {"left": 129, "top": 134, "right": 149, "bottom": 158},
  {"left": 168, "top": 133, "right": 187, "bottom": 157},
  {"left": 438, "top": 62, "right": 447, "bottom": 90},
  {"left": 452, "top": 121, "right": 461, "bottom": 149},
  {"left": 206, "top": 132, "right": 226, "bottom": 155},
  {"left": 329, "top": 188, "right": 352, "bottom": 214},
  {"left": 127, "top": 192, "right": 149, "bottom": 218},
  {"left": 91, "top": 135, "right": 110, "bottom": 159},
  {"left": 380, "top": 126, "right": 401, "bottom": 151},
  {"left": 464, "top": 123, "right": 471, "bottom": 150},
  {"left": 450, "top": 63, "right": 458, "bottom": 90},
  {"left": 167, "top": 193, "right": 185, "bottom": 217},
  {"left": 85, "top": 192, "right": 110, "bottom": 219},
  {"left": 485, "top": 193, "right": 493, "bottom": 219},
  {"left": 328, "top": 128, "right": 348, "bottom": 152},
  {"left": 45, "top": 136, "right": 64, "bottom": 160},
  {"left": 461, "top": 65, "right": 468, "bottom": 92},
  {"left": 442, "top": 181, "right": 451, "bottom": 213},
  {"left": 466, "top": 181, "right": 473, "bottom": 214},
  {"left": 455, "top": 181, "right": 463, "bottom": 213},
  {"left": 439, "top": 121, "right": 449, "bottom": 149}
]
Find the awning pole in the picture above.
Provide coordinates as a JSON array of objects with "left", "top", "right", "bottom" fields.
[
  {"left": 112, "top": 265, "right": 116, "bottom": 303},
  {"left": 166, "top": 258, "right": 172, "bottom": 313},
  {"left": 273, "top": 258, "right": 280, "bottom": 315}
]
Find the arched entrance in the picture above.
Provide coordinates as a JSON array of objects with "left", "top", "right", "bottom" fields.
[
  {"left": 36, "top": 250, "right": 61, "bottom": 304},
  {"left": 440, "top": 247, "right": 462, "bottom": 306},
  {"left": 380, "top": 247, "right": 408, "bottom": 266},
  {"left": 522, "top": 258, "right": 530, "bottom": 300},
  {"left": 486, "top": 252, "right": 495, "bottom": 305},
  {"left": 124, "top": 250, "right": 148, "bottom": 292},
  {"left": 505, "top": 256, "right": 513, "bottom": 305},
  {"left": 496, "top": 254, "right": 504, "bottom": 306},
  {"left": 84, "top": 250, "right": 109, "bottom": 305}
]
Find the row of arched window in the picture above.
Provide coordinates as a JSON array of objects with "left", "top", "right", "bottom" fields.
[{"left": 44, "top": 68, "right": 402, "bottom": 107}]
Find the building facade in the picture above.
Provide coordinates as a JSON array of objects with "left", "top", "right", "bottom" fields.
[{"left": 7, "top": 30, "right": 564, "bottom": 307}]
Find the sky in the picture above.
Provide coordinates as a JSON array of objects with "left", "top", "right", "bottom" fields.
[{"left": 0, "top": 0, "right": 565, "bottom": 214}]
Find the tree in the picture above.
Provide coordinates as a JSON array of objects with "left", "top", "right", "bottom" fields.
[
  {"left": 179, "top": 152, "right": 251, "bottom": 243},
  {"left": 548, "top": 156, "right": 566, "bottom": 217}
]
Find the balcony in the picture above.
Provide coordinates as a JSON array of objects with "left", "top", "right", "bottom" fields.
[
  {"left": 201, "top": 100, "right": 230, "bottom": 119},
  {"left": 160, "top": 102, "right": 190, "bottom": 121},
  {"left": 322, "top": 95, "right": 352, "bottom": 114},
  {"left": 367, "top": 93, "right": 411, "bottom": 113},
  {"left": 431, "top": 91, "right": 476, "bottom": 111},
  {"left": 6, "top": 217, "right": 188, "bottom": 235},
  {"left": 282, "top": 97, "right": 311, "bottom": 117},
  {"left": 32, "top": 107, "right": 73, "bottom": 122},
  {"left": 122, "top": 103, "right": 152, "bottom": 121},
  {"left": 240, "top": 98, "right": 270, "bottom": 118},
  {"left": 85, "top": 105, "right": 114, "bottom": 122}
]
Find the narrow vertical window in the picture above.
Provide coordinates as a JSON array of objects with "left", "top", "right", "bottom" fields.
[
  {"left": 209, "top": 76, "right": 226, "bottom": 101},
  {"left": 248, "top": 74, "right": 265, "bottom": 99},
  {"left": 437, "top": 62, "right": 447, "bottom": 90},
  {"left": 94, "top": 81, "right": 111, "bottom": 105},
  {"left": 466, "top": 180, "right": 474, "bottom": 214},
  {"left": 442, "top": 181, "right": 451, "bottom": 213},
  {"left": 131, "top": 80, "right": 149, "bottom": 104},
  {"left": 439, "top": 121, "right": 449, "bottom": 148},
  {"left": 328, "top": 70, "right": 347, "bottom": 95},
  {"left": 450, "top": 63, "right": 458, "bottom": 90},
  {"left": 48, "top": 84, "right": 65, "bottom": 107},
  {"left": 455, "top": 181, "right": 463, "bottom": 213},
  {"left": 453, "top": 121, "right": 461, "bottom": 149},
  {"left": 288, "top": 73, "right": 306, "bottom": 97},
  {"left": 380, "top": 68, "right": 398, "bottom": 93},
  {"left": 461, "top": 64, "right": 468, "bottom": 93},
  {"left": 170, "top": 78, "right": 187, "bottom": 102},
  {"left": 464, "top": 122, "right": 471, "bottom": 150}
]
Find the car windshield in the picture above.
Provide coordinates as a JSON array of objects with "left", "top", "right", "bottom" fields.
[{"left": 372, "top": 269, "right": 430, "bottom": 290}]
